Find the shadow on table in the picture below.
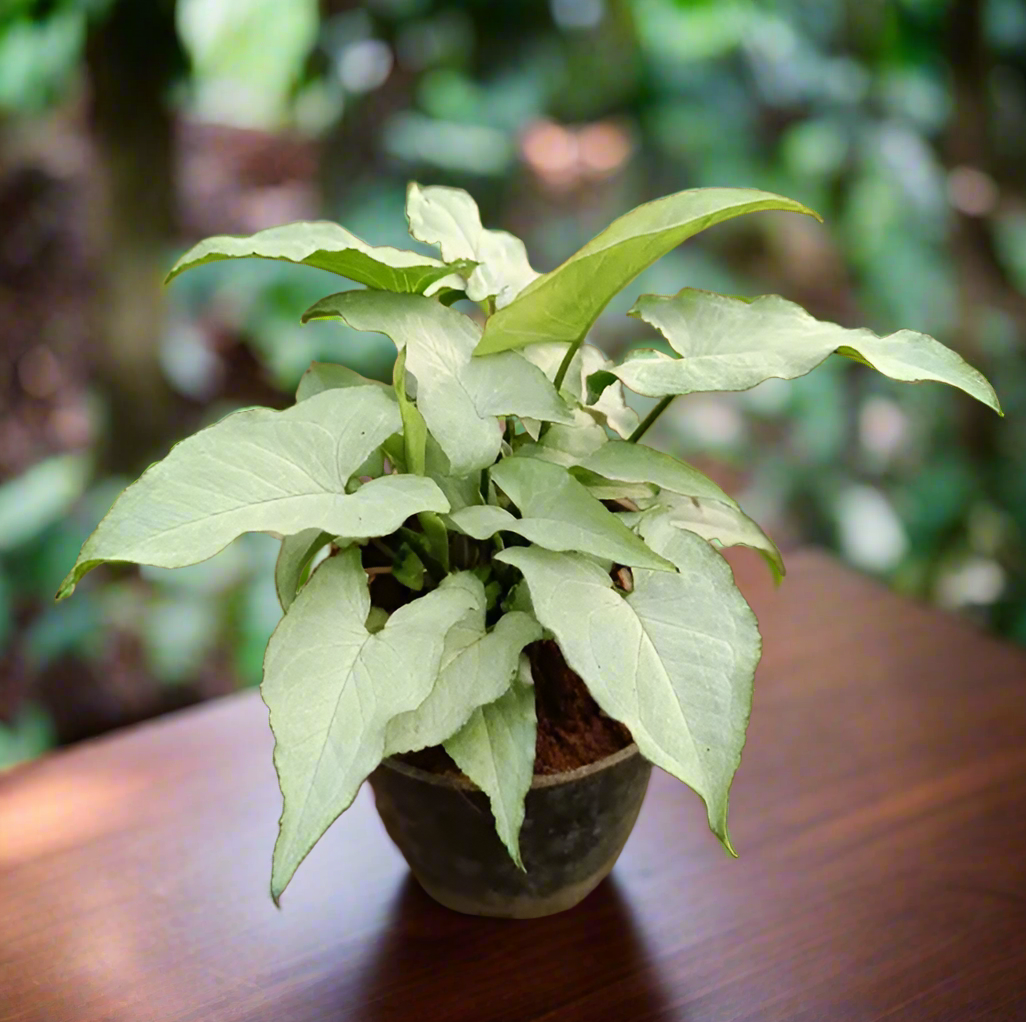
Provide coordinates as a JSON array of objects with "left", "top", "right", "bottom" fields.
[{"left": 343, "top": 873, "right": 680, "bottom": 1021}]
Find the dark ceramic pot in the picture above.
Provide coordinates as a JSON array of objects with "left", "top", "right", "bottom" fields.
[{"left": 368, "top": 744, "right": 652, "bottom": 918}]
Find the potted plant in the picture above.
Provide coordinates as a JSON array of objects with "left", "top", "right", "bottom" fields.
[{"left": 59, "top": 184, "right": 1001, "bottom": 918}]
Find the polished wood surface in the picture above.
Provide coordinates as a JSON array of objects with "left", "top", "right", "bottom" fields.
[{"left": 2, "top": 550, "right": 1025, "bottom": 1022}]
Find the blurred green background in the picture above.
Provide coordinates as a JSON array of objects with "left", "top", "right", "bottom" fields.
[{"left": 2, "top": 0, "right": 1024, "bottom": 767}]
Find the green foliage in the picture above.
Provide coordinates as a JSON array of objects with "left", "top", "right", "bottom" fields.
[
  {"left": 385, "top": 575, "right": 540, "bottom": 756},
  {"left": 611, "top": 290, "right": 1002, "bottom": 413},
  {"left": 61, "top": 182, "right": 1001, "bottom": 901},
  {"left": 621, "top": 497, "right": 785, "bottom": 586},
  {"left": 303, "top": 289, "right": 575, "bottom": 473},
  {"left": 165, "top": 221, "right": 472, "bottom": 293},
  {"left": 263, "top": 550, "right": 477, "bottom": 902},
  {"left": 450, "top": 458, "right": 675, "bottom": 571},
  {"left": 444, "top": 670, "right": 538, "bottom": 869},
  {"left": 406, "top": 183, "right": 540, "bottom": 309},
  {"left": 473, "top": 188, "right": 821, "bottom": 356},
  {"left": 498, "top": 521, "right": 760, "bottom": 854},
  {"left": 522, "top": 343, "right": 640, "bottom": 439},
  {"left": 57, "top": 388, "right": 448, "bottom": 599}
]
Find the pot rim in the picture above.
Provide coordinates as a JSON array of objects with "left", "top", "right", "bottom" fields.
[{"left": 379, "top": 742, "right": 641, "bottom": 791}]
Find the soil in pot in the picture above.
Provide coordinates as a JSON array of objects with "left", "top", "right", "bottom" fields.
[{"left": 371, "top": 641, "right": 651, "bottom": 919}]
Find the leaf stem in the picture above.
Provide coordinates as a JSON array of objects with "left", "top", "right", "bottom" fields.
[
  {"left": 627, "top": 395, "right": 674, "bottom": 444},
  {"left": 539, "top": 336, "right": 586, "bottom": 441},
  {"left": 552, "top": 339, "right": 582, "bottom": 394}
]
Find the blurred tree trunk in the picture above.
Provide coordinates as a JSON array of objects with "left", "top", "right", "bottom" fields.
[
  {"left": 945, "top": 0, "right": 1022, "bottom": 458},
  {"left": 85, "top": 0, "right": 185, "bottom": 473},
  {"left": 946, "top": 0, "right": 1026, "bottom": 327}
]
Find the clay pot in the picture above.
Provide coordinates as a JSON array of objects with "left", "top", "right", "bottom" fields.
[{"left": 368, "top": 744, "right": 652, "bottom": 919}]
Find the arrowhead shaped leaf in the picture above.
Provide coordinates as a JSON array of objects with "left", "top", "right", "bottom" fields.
[
  {"left": 612, "top": 290, "right": 1002, "bottom": 413},
  {"left": 263, "top": 549, "right": 478, "bottom": 901},
  {"left": 275, "top": 529, "right": 332, "bottom": 611},
  {"left": 386, "top": 573, "right": 541, "bottom": 754},
  {"left": 166, "top": 220, "right": 472, "bottom": 293},
  {"left": 473, "top": 187, "right": 820, "bottom": 354},
  {"left": 444, "top": 668, "right": 538, "bottom": 869},
  {"left": 406, "top": 183, "right": 539, "bottom": 308},
  {"left": 302, "top": 290, "right": 573, "bottom": 474},
  {"left": 447, "top": 458, "right": 675, "bottom": 571},
  {"left": 57, "top": 388, "right": 449, "bottom": 598},
  {"left": 497, "top": 525, "right": 760, "bottom": 853},
  {"left": 522, "top": 342, "right": 639, "bottom": 438}
]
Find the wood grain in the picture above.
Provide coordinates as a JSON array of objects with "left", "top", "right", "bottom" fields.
[{"left": 2, "top": 549, "right": 1025, "bottom": 1021}]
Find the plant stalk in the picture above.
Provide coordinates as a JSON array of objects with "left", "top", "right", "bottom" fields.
[
  {"left": 627, "top": 395, "right": 674, "bottom": 444},
  {"left": 538, "top": 336, "right": 587, "bottom": 441},
  {"left": 551, "top": 338, "right": 582, "bottom": 393}
]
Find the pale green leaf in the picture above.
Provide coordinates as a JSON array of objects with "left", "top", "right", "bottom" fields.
[
  {"left": 497, "top": 526, "right": 760, "bottom": 853},
  {"left": 58, "top": 389, "right": 449, "bottom": 598},
  {"left": 275, "top": 529, "right": 332, "bottom": 611},
  {"left": 166, "top": 220, "right": 472, "bottom": 293},
  {"left": 263, "top": 549, "right": 477, "bottom": 901},
  {"left": 297, "top": 363, "right": 394, "bottom": 480},
  {"left": 406, "top": 183, "right": 539, "bottom": 308},
  {"left": 448, "top": 458, "right": 675, "bottom": 571},
  {"left": 515, "top": 408, "right": 608, "bottom": 469},
  {"left": 569, "top": 468, "right": 656, "bottom": 502},
  {"left": 522, "top": 342, "right": 639, "bottom": 438},
  {"left": 386, "top": 573, "right": 541, "bottom": 754},
  {"left": 296, "top": 361, "right": 392, "bottom": 403},
  {"left": 405, "top": 183, "right": 483, "bottom": 262},
  {"left": 625, "top": 495, "right": 785, "bottom": 583},
  {"left": 467, "top": 231, "right": 540, "bottom": 309},
  {"left": 612, "top": 290, "right": 1002, "bottom": 414},
  {"left": 444, "top": 670, "right": 537, "bottom": 869},
  {"left": 302, "top": 291, "right": 573, "bottom": 474},
  {"left": 473, "top": 188, "right": 820, "bottom": 354},
  {"left": 579, "top": 441, "right": 736, "bottom": 506}
]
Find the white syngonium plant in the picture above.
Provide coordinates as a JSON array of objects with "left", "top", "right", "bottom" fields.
[{"left": 59, "top": 183, "right": 1001, "bottom": 903}]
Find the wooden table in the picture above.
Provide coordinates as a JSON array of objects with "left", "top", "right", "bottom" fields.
[{"left": 2, "top": 550, "right": 1025, "bottom": 1022}]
